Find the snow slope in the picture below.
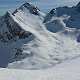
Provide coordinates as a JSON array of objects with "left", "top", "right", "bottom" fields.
[{"left": 0, "top": 57, "right": 80, "bottom": 80}]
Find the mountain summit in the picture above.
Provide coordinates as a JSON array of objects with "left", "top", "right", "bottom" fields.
[{"left": 12, "top": 2, "right": 40, "bottom": 16}]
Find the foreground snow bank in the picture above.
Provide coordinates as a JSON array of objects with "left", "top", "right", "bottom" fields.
[{"left": 0, "top": 57, "right": 80, "bottom": 80}]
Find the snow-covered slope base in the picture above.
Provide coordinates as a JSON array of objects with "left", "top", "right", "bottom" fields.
[
  {"left": 0, "top": 57, "right": 80, "bottom": 80},
  {"left": 0, "top": 2, "right": 80, "bottom": 70}
]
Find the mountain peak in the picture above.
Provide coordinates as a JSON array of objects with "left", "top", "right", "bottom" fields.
[
  {"left": 76, "top": 2, "right": 80, "bottom": 7},
  {"left": 43, "top": 9, "right": 56, "bottom": 23},
  {"left": 12, "top": 2, "right": 40, "bottom": 16},
  {"left": 76, "top": 2, "right": 80, "bottom": 12}
]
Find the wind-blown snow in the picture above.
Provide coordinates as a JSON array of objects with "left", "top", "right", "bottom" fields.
[{"left": 0, "top": 2, "right": 80, "bottom": 70}]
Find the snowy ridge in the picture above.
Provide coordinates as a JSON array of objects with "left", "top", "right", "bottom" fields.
[{"left": 0, "top": 2, "right": 80, "bottom": 70}]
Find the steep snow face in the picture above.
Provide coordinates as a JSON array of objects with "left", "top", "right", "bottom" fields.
[
  {"left": 0, "top": 2, "right": 80, "bottom": 69},
  {"left": 0, "top": 11, "right": 33, "bottom": 67}
]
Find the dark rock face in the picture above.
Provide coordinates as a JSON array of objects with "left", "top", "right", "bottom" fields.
[
  {"left": 0, "top": 12, "right": 32, "bottom": 43},
  {"left": 23, "top": 2, "right": 39, "bottom": 15},
  {"left": 43, "top": 9, "right": 56, "bottom": 23},
  {"left": 77, "top": 34, "right": 80, "bottom": 42},
  {"left": 76, "top": 2, "right": 80, "bottom": 12},
  {"left": 12, "top": 2, "right": 40, "bottom": 16},
  {"left": 0, "top": 2, "right": 38, "bottom": 68},
  {"left": 4, "top": 12, "right": 22, "bottom": 37}
]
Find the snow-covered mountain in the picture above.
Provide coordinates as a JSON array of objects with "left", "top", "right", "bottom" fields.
[{"left": 0, "top": 2, "right": 80, "bottom": 70}]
